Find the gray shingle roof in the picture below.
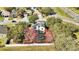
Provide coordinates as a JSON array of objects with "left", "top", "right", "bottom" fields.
[{"left": 0, "top": 25, "right": 7, "bottom": 34}]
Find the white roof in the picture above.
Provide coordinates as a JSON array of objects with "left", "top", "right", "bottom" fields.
[{"left": 2, "top": 10, "right": 10, "bottom": 16}]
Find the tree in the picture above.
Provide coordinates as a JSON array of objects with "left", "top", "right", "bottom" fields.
[
  {"left": 16, "top": 8, "right": 26, "bottom": 18},
  {"left": 38, "top": 7, "right": 55, "bottom": 16},
  {"left": 7, "top": 22, "right": 27, "bottom": 43},
  {"left": 46, "top": 17, "right": 62, "bottom": 28},
  {"left": 3, "top": 7, "right": 15, "bottom": 12},
  {"left": 46, "top": 17, "right": 78, "bottom": 50},
  {"left": 28, "top": 14, "right": 38, "bottom": 23},
  {"left": 53, "top": 23, "right": 77, "bottom": 51}
]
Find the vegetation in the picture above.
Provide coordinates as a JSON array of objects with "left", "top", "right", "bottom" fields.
[
  {"left": 46, "top": 17, "right": 79, "bottom": 51},
  {"left": 3, "top": 7, "right": 16, "bottom": 12},
  {"left": 28, "top": 14, "right": 38, "bottom": 23},
  {"left": 37, "top": 7, "right": 55, "bottom": 16},
  {"left": 53, "top": 7, "right": 72, "bottom": 18},
  {"left": 0, "top": 38, "right": 5, "bottom": 46},
  {"left": 74, "top": 32, "right": 79, "bottom": 45},
  {"left": 0, "top": 7, "right": 79, "bottom": 51},
  {"left": 0, "top": 16, "right": 4, "bottom": 21},
  {"left": 0, "top": 37, "right": 7, "bottom": 47},
  {"left": 7, "top": 22, "right": 27, "bottom": 43}
]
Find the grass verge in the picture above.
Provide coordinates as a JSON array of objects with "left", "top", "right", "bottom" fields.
[{"left": 53, "top": 7, "right": 72, "bottom": 18}]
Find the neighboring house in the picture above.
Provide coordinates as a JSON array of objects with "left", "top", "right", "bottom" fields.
[
  {"left": 12, "top": 14, "right": 29, "bottom": 23},
  {"left": 1, "top": 10, "right": 11, "bottom": 25},
  {"left": 1, "top": 10, "right": 11, "bottom": 17}
]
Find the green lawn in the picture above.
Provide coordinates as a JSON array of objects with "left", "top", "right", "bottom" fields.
[
  {"left": 0, "top": 45, "right": 55, "bottom": 51},
  {"left": 53, "top": 7, "right": 72, "bottom": 18}
]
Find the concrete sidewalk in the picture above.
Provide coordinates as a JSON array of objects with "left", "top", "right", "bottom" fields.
[{"left": 5, "top": 43, "right": 54, "bottom": 47}]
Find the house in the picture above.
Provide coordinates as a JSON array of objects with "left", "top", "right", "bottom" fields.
[
  {"left": 1, "top": 10, "right": 11, "bottom": 24},
  {"left": 34, "top": 20, "right": 46, "bottom": 33},
  {"left": 1, "top": 10, "right": 11, "bottom": 17},
  {"left": 33, "top": 20, "right": 46, "bottom": 41}
]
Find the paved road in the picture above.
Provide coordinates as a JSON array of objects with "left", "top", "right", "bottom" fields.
[
  {"left": 60, "top": 7, "right": 79, "bottom": 19},
  {"left": 56, "top": 15, "right": 79, "bottom": 26}
]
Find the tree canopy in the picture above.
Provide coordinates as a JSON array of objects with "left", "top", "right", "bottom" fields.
[
  {"left": 46, "top": 17, "right": 79, "bottom": 50},
  {"left": 7, "top": 22, "right": 27, "bottom": 43},
  {"left": 38, "top": 7, "right": 55, "bottom": 16},
  {"left": 28, "top": 14, "right": 38, "bottom": 23}
]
